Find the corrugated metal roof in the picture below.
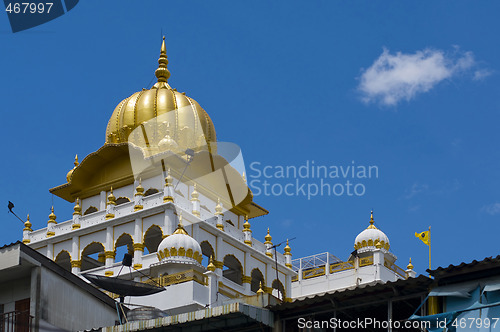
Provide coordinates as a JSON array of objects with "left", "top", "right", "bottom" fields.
[{"left": 428, "top": 255, "right": 500, "bottom": 276}]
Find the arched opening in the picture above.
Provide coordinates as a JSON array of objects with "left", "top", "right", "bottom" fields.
[
  {"left": 272, "top": 279, "right": 285, "bottom": 300},
  {"left": 84, "top": 206, "right": 98, "bottom": 215},
  {"left": 144, "top": 188, "right": 159, "bottom": 197},
  {"left": 223, "top": 255, "right": 243, "bottom": 285},
  {"left": 55, "top": 250, "right": 71, "bottom": 272},
  {"left": 81, "top": 242, "right": 105, "bottom": 272},
  {"left": 200, "top": 241, "right": 214, "bottom": 267},
  {"left": 114, "top": 234, "right": 134, "bottom": 263},
  {"left": 116, "top": 197, "right": 130, "bottom": 205},
  {"left": 250, "top": 268, "right": 265, "bottom": 293},
  {"left": 143, "top": 225, "right": 163, "bottom": 254}
]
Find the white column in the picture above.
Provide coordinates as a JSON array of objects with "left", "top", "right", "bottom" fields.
[
  {"left": 46, "top": 243, "right": 53, "bottom": 260},
  {"left": 104, "top": 226, "right": 114, "bottom": 275},
  {"left": 244, "top": 251, "right": 252, "bottom": 294},
  {"left": 164, "top": 206, "right": 175, "bottom": 235},
  {"left": 133, "top": 218, "right": 143, "bottom": 269},
  {"left": 71, "top": 236, "right": 80, "bottom": 274},
  {"left": 99, "top": 191, "right": 106, "bottom": 210},
  {"left": 204, "top": 270, "right": 218, "bottom": 307}
]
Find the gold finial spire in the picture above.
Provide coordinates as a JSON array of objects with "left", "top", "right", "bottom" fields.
[
  {"left": 135, "top": 178, "right": 144, "bottom": 196},
  {"left": 265, "top": 228, "right": 272, "bottom": 243},
  {"left": 155, "top": 36, "right": 170, "bottom": 83},
  {"left": 215, "top": 198, "right": 223, "bottom": 216},
  {"left": 284, "top": 239, "right": 291, "bottom": 254},
  {"left": 407, "top": 258, "right": 414, "bottom": 270},
  {"left": 173, "top": 212, "right": 189, "bottom": 235},
  {"left": 48, "top": 206, "right": 57, "bottom": 223},
  {"left": 207, "top": 255, "right": 216, "bottom": 272},
  {"left": 74, "top": 154, "right": 79, "bottom": 167},
  {"left": 24, "top": 214, "right": 32, "bottom": 231},
  {"left": 107, "top": 187, "right": 116, "bottom": 206},
  {"left": 73, "top": 198, "right": 82, "bottom": 216},
  {"left": 191, "top": 184, "right": 199, "bottom": 200},
  {"left": 257, "top": 281, "right": 264, "bottom": 295},
  {"left": 243, "top": 215, "right": 251, "bottom": 231},
  {"left": 368, "top": 210, "right": 377, "bottom": 229}
]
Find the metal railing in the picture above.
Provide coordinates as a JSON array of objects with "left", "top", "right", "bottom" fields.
[
  {"left": 384, "top": 259, "right": 406, "bottom": 278},
  {"left": 0, "top": 310, "right": 33, "bottom": 332},
  {"left": 291, "top": 252, "right": 342, "bottom": 272}
]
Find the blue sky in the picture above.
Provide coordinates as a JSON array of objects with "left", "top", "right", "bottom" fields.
[{"left": 1, "top": 1, "right": 500, "bottom": 275}]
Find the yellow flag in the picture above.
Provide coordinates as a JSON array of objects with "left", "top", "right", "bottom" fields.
[{"left": 415, "top": 231, "right": 430, "bottom": 246}]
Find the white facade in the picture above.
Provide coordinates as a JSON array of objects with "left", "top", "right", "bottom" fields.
[{"left": 23, "top": 170, "right": 296, "bottom": 312}]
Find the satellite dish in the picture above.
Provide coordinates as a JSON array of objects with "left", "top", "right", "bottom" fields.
[{"left": 83, "top": 274, "right": 165, "bottom": 297}]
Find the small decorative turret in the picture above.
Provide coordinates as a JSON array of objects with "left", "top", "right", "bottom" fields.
[
  {"left": 215, "top": 198, "right": 224, "bottom": 230},
  {"left": 190, "top": 184, "right": 200, "bottom": 217},
  {"left": 265, "top": 228, "right": 273, "bottom": 257},
  {"left": 105, "top": 188, "right": 116, "bottom": 220},
  {"left": 22, "top": 214, "right": 32, "bottom": 244},
  {"left": 134, "top": 178, "right": 144, "bottom": 211},
  {"left": 243, "top": 215, "right": 252, "bottom": 246},
  {"left": 163, "top": 168, "right": 174, "bottom": 202},
  {"left": 284, "top": 239, "right": 292, "bottom": 269},
  {"left": 46, "top": 206, "right": 57, "bottom": 237},
  {"left": 72, "top": 198, "right": 81, "bottom": 229}
]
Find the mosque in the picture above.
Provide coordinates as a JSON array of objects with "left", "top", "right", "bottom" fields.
[{"left": 12, "top": 38, "right": 415, "bottom": 329}]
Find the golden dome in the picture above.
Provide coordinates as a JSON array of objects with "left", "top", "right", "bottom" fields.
[{"left": 105, "top": 37, "right": 216, "bottom": 150}]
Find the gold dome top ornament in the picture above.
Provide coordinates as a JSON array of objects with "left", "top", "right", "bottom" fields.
[
  {"left": 155, "top": 37, "right": 170, "bottom": 84},
  {"left": 105, "top": 37, "right": 216, "bottom": 147}
]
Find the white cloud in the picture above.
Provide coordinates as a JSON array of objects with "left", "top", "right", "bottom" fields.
[
  {"left": 473, "top": 69, "right": 493, "bottom": 81},
  {"left": 404, "top": 183, "right": 429, "bottom": 199},
  {"left": 358, "top": 48, "right": 476, "bottom": 106},
  {"left": 481, "top": 203, "right": 500, "bottom": 215}
]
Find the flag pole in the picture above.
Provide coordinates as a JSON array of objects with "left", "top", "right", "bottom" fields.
[{"left": 428, "top": 226, "right": 431, "bottom": 274}]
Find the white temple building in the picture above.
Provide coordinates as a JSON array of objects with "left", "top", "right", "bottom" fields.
[{"left": 19, "top": 38, "right": 414, "bottom": 320}]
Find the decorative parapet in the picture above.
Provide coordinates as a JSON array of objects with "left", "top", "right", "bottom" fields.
[
  {"left": 359, "top": 255, "right": 374, "bottom": 267},
  {"left": 330, "top": 261, "right": 355, "bottom": 274},
  {"left": 145, "top": 269, "right": 207, "bottom": 287}
]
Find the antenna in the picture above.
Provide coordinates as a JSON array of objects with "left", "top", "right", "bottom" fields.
[
  {"left": 7, "top": 201, "right": 25, "bottom": 225},
  {"left": 270, "top": 237, "right": 296, "bottom": 301}
]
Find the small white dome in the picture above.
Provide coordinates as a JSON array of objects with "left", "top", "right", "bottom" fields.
[
  {"left": 157, "top": 223, "right": 203, "bottom": 265},
  {"left": 354, "top": 212, "right": 390, "bottom": 251}
]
